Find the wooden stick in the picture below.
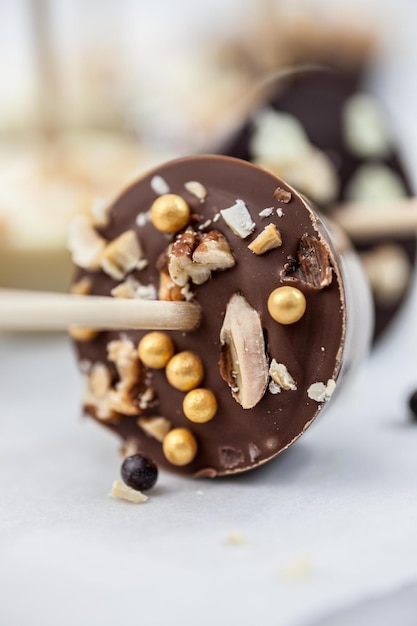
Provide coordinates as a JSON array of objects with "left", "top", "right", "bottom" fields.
[
  {"left": 0, "top": 290, "right": 201, "bottom": 332},
  {"left": 332, "top": 198, "right": 417, "bottom": 240}
]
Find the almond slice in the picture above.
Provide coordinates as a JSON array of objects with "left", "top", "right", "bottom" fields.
[{"left": 219, "top": 293, "right": 269, "bottom": 409}]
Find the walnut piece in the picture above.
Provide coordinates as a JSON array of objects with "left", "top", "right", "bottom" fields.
[
  {"left": 248, "top": 223, "right": 282, "bottom": 255},
  {"left": 220, "top": 293, "right": 269, "bottom": 409},
  {"left": 281, "top": 234, "right": 332, "bottom": 289},
  {"left": 101, "top": 230, "right": 143, "bottom": 280},
  {"left": 168, "top": 229, "right": 235, "bottom": 287}
]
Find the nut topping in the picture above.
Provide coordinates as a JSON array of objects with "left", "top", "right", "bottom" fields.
[
  {"left": 101, "top": 230, "right": 143, "bottom": 280},
  {"left": 281, "top": 234, "right": 333, "bottom": 289},
  {"left": 168, "top": 228, "right": 234, "bottom": 287},
  {"left": 184, "top": 180, "right": 207, "bottom": 201},
  {"left": 219, "top": 293, "right": 269, "bottom": 409},
  {"left": 269, "top": 359, "right": 297, "bottom": 391},
  {"left": 110, "top": 480, "right": 148, "bottom": 503},
  {"left": 248, "top": 223, "right": 282, "bottom": 255},
  {"left": 137, "top": 416, "right": 172, "bottom": 442},
  {"left": 68, "top": 215, "right": 106, "bottom": 270},
  {"left": 307, "top": 379, "right": 336, "bottom": 402}
]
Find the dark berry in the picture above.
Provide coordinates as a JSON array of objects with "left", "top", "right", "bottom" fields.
[
  {"left": 121, "top": 454, "right": 158, "bottom": 491},
  {"left": 408, "top": 390, "right": 417, "bottom": 421}
]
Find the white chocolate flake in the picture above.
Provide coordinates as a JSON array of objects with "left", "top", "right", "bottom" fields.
[
  {"left": 151, "top": 175, "right": 170, "bottom": 195},
  {"left": 259, "top": 207, "right": 274, "bottom": 218},
  {"left": 220, "top": 199, "right": 255, "bottom": 239}
]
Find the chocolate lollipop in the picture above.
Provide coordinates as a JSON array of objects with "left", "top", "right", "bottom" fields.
[
  {"left": 70, "top": 155, "right": 372, "bottom": 478},
  {"left": 219, "top": 67, "right": 415, "bottom": 341}
]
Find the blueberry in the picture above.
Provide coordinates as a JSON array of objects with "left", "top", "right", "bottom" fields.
[
  {"left": 408, "top": 390, "right": 417, "bottom": 422},
  {"left": 121, "top": 454, "right": 158, "bottom": 492}
]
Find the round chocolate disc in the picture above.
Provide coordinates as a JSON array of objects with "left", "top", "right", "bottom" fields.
[{"left": 71, "top": 156, "right": 347, "bottom": 477}]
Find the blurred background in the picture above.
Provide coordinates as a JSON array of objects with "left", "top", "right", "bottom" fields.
[{"left": 0, "top": 0, "right": 417, "bottom": 321}]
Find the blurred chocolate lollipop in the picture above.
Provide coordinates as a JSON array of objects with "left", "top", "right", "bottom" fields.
[{"left": 218, "top": 67, "right": 415, "bottom": 341}]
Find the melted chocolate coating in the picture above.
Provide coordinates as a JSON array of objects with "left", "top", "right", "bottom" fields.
[
  {"left": 219, "top": 68, "right": 415, "bottom": 341},
  {"left": 73, "top": 156, "right": 345, "bottom": 477}
]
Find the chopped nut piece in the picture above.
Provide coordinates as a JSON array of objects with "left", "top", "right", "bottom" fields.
[
  {"left": 184, "top": 180, "right": 207, "bottom": 201},
  {"left": 274, "top": 187, "right": 292, "bottom": 203},
  {"left": 70, "top": 276, "right": 92, "bottom": 295},
  {"left": 220, "top": 293, "right": 269, "bottom": 409},
  {"left": 107, "top": 338, "right": 140, "bottom": 389},
  {"left": 151, "top": 175, "right": 170, "bottom": 195},
  {"left": 68, "top": 326, "right": 99, "bottom": 342},
  {"left": 91, "top": 197, "right": 112, "bottom": 228},
  {"left": 269, "top": 359, "right": 297, "bottom": 391},
  {"left": 89, "top": 363, "right": 112, "bottom": 398},
  {"left": 226, "top": 530, "right": 247, "bottom": 545},
  {"left": 138, "top": 416, "right": 172, "bottom": 442},
  {"left": 220, "top": 199, "right": 255, "bottom": 239},
  {"left": 281, "top": 234, "right": 333, "bottom": 289},
  {"left": 158, "top": 269, "right": 185, "bottom": 301},
  {"left": 108, "top": 389, "right": 141, "bottom": 415},
  {"left": 346, "top": 164, "right": 407, "bottom": 203},
  {"left": 168, "top": 229, "right": 211, "bottom": 287},
  {"left": 192, "top": 230, "right": 235, "bottom": 270},
  {"left": 83, "top": 362, "right": 117, "bottom": 422},
  {"left": 248, "top": 223, "right": 282, "bottom": 255},
  {"left": 110, "top": 479, "right": 148, "bottom": 503},
  {"left": 268, "top": 381, "right": 281, "bottom": 395},
  {"left": 111, "top": 277, "right": 157, "bottom": 300},
  {"left": 68, "top": 214, "right": 106, "bottom": 270},
  {"left": 307, "top": 379, "right": 336, "bottom": 402},
  {"left": 101, "top": 230, "right": 143, "bottom": 280},
  {"left": 168, "top": 228, "right": 234, "bottom": 287}
]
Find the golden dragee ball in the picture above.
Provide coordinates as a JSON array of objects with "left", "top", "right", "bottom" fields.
[
  {"left": 166, "top": 351, "right": 204, "bottom": 391},
  {"left": 183, "top": 388, "right": 217, "bottom": 423},
  {"left": 150, "top": 194, "right": 190, "bottom": 233},
  {"left": 138, "top": 332, "right": 174, "bottom": 369},
  {"left": 267, "top": 286, "right": 307, "bottom": 324},
  {"left": 162, "top": 428, "right": 198, "bottom": 466}
]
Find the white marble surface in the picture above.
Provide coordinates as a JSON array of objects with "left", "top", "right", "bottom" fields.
[{"left": 1, "top": 280, "right": 417, "bottom": 626}]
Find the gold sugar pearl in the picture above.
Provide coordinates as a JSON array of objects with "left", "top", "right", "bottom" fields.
[
  {"left": 150, "top": 194, "right": 191, "bottom": 233},
  {"left": 183, "top": 388, "right": 217, "bottom": 423},
  {"left": 162, "top": 428, "right": 198, "bottom": 466},
  {"left": 138, "top": 332, "right": 174, "bottom": 369},
  {"left": 267, "top": 286, "right": 307, "bottom": 325},
  {"left": 166, "top": 351, "right": 204, "bottom": 391}
]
